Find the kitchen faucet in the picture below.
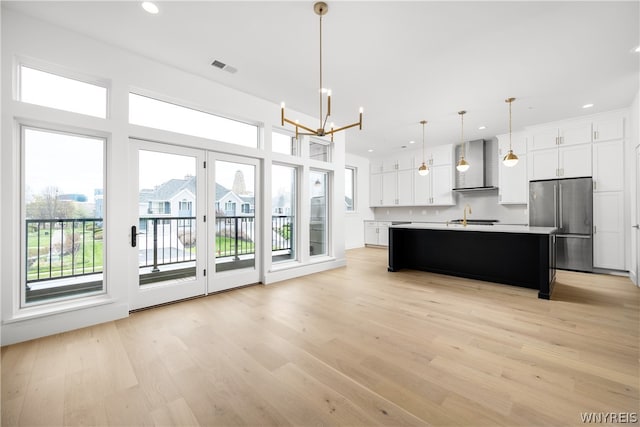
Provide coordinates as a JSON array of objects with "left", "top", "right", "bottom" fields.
[{"left": 463, "top": 204, "right": 472, "bottom": 227}]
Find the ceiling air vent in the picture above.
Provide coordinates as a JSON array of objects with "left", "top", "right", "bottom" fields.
[{"left": 211, "top": 60, "right": 237, "bottom": 74}]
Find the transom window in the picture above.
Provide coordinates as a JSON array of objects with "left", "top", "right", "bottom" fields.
[
  {"left": 129, "top": 93, "right": 258, "bottom": 148},
  {"left": 19, "top": 65, "right": 108, "bottom": 118}
]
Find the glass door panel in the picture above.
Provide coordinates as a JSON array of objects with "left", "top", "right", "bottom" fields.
[
  {"left": 209, "top": 154, "right": 260, "bottom": 292},
  {"left": 130, "top": 140, "right": 205, "bottom": 309}
]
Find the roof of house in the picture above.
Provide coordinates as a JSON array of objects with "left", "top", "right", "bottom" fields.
[{"left": 140, "top": 176, "right": 244, "bottom": 204}]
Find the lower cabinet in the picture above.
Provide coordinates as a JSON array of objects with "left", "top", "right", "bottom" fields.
[
  {"left": 364, "top": 221, "right": 390, "bottom": 247},
  {"left": 593, "top": 191, "right": 625, "bottom": 270}
]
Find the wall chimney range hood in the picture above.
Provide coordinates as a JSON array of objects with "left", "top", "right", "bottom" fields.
[{"left": 453, "top": 139, "right": 498, "bottom": 192}]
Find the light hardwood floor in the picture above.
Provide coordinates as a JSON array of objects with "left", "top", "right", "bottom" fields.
[{"left": 2, "top": 247, "right": 639, "bottom": 426}]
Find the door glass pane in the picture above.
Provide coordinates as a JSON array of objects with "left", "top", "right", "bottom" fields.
[
  {"left": 215, "top": 160, "right": 256, "bottom": 272},
  {"left": 138, "top": 150, "right": 197, "bottom": 286},
  {"left": 310, "top": 170, "right": 328, "bottom": 256},
  {"left": 23, "top": 128, "right": 104, "bottom": 305},
  {"left": 272, "top": 165, "right": 296, "bottom": 263}
]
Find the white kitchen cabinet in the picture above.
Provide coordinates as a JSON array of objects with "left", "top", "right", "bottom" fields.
[
  {"left": 497, "top": 132, "right": 528, "bottom": 204},
  {"left": 370, "top": 173, "right": 383, "bottom": 206},
  {"left": 558, "top": 143, "right": 592, "bottom": 178},
  {"left": 529, "top": 120, "right": 592, "bottom": 151},
  {"left": 592, "top": 115, "right": 624, "bottom": 142},
  {"left": 370, "top": 159, "right": 384, "bottom": 174},
  {"left": 381, "top": 169, "right": 414, "bottom": 206},
  {"left": 414, "top": 165, "right": 454, "bottom": 206},
  {"left": 593, "top": 139, "right": 624, "bottom": 192},
  {"left": 383, "top": 155, "right": 414, "bottom": 172},
  {"left": 528, "top": 143, "right": 591, "bottom": 181},
  {"left": 377, "top": 155, "right": 415, "bottom": 206},
  {"left": 593, "top": 192, "right": 625, "bottom": 270},
  {"left": 364, "top": 221, "right": 390, "bottom": 247},
  {"left": 414, "top": 144, "right": 453, "bottom": 168},
  {"left": 370, "top": 154, "right": 415, "bottom": 207}
]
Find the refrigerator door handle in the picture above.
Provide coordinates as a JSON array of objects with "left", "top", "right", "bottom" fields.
[
  {"left": 553, "top": 183, "right": 557, "bottom": 228},
  {"left": 559, "top": 183, "right": 563, "bottom": 229}
]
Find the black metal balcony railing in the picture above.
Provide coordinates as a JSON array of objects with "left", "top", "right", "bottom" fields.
[
  {"left": 25, "top": 215, "right": 294, "bottom": 285},
  {"left": 25, "top": 218, "right": 104, "bottom": 284}
]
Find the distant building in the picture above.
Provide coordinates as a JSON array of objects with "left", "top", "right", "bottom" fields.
[{"left": 139, "top": 176, "right": 255, "bottom": 218}]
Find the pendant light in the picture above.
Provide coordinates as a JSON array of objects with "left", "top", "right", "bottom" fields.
[
  {"left": 418, "top": 120, "right": 429, "bottom": 176},
  {"left": 503, "top": 97, "right": 519, "bottom": 167},
  {"left": 456, "top": 110, "right": 470, "bottom": 172}
]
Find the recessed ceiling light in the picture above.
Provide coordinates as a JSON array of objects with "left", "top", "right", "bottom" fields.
[
  {"left": 368, "top": 149, "right": 374, "bottom": 152},
  {"left": 635, "top": 45, "right": 640, "bottom": 53},
  {"left": 142, "top": 1, "right": 159, "bottom": 14},
  {"left": 478, "top": 126, "right": 486, "bottom": 130},
  {"left": 582, "top": 103, "right": 594, "bottom": 109},
  {"left": 409, "top": 140, "right": 415, "bottom": 144}
]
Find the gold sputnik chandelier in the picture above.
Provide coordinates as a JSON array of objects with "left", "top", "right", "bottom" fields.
[{"left": 280, "top": 2, "right": 363, "bottom": 142}]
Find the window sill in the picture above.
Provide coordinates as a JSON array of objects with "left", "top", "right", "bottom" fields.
[{"left": 4, "top": 293, "right": 117, "bottom": 324}]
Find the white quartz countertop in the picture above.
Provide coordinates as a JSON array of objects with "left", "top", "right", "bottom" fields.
[{"left": 389, "top": 223, "right": 557, "bottom": 235}]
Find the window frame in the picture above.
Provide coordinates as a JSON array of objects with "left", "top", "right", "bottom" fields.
[
  {"left": 271, "top": 128, "right": 300, "bottom": 157},
  {"left": 344, "top": 166, "right": 357, "bottom": 213},
  {"left": 20, "top": 124, "right": 109, "bottom": 308},
  {"left": 17, "top": 61, "right": 110, "bottom": 119}
]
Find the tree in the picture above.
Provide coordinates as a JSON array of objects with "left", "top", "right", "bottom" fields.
[{"left": 26, "top": 186, "right": 77, "bottom": 219}]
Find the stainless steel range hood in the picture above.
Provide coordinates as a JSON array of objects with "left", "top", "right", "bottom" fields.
[{"left": 453, "top": 139, "right": 498, "bottom": 192}]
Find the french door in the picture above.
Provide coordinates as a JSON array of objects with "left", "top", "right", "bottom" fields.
[
  {"left": 207, "top": 152, "right": 260, "bottom": 293},
  {"left": 130, "top": 140, "right": 260, "bottom": 309}
]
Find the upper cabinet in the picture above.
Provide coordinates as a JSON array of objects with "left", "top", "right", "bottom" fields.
[
  {"left": 529, "top": 120, "right": 592, "bottom": 150},
  {"left": 528, "top": 120, "right": 592, "bottom": 181},
  {"left": 370, "top": 145, "right": 454, "bottom": 207},
  {"left": 592, "top": 115, "right": 624, "bottom": 142},
  {"left": 497, "top": 132, "right": 527, "bottom": 204},
  {"left": 371, "top": 154, "right": 415, "bottom": 207}
]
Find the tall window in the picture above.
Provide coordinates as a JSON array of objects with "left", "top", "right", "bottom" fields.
[
  {"left": 345, "top": 167, "right": 356, "bottom": 212},
  {"left": 19, "top": 65, "right": 107, "bottom": 118},
  {"left": 23, "top": 127, "right": 105, "bottom": 305},
  {"left": 309, "top": 170, "right": 328, "bottom": 256},
  {"left": 129, "top": 93, "right": 258, "bottom": 148},
  {"left": 272, "top": 165, "right": 297, "bottom": 262}
]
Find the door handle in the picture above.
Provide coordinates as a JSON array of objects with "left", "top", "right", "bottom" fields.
[
  {"left": 131, "top": 225, "right": 137, "bottom": 247},
  {"left": 131, "top": 225, "right": 144, "bottom": 247},
  {"left": 633, "top": 224, "right": 640, "bottom": 229}
]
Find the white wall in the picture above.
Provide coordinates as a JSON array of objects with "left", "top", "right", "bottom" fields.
[
  {"left": 1, "top": 9, "right": 347, "bottom": 344},
  {"left": 344, "top": 152, "right": 374, "bottom": 249}
]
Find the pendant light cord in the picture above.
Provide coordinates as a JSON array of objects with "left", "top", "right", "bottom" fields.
[{"left": 319, "top": 13, "right": 323, "bottom": 129}]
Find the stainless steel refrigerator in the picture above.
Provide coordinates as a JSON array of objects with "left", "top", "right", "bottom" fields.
[{"left": 529, "top": 177, "right": 593, "bottom": 272}]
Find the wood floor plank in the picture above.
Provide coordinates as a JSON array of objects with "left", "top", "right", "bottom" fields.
[{"left": 1, "top": 247, "right": 638, "bottom": 426}]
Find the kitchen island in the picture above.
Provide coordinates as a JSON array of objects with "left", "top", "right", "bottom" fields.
[{"left": 388, "top": 223, "right": 557, "bottom": 299}]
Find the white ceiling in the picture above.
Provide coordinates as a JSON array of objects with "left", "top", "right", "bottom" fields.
[{"left": 4, "top": 1, "right": 639, "bottom": 158}]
